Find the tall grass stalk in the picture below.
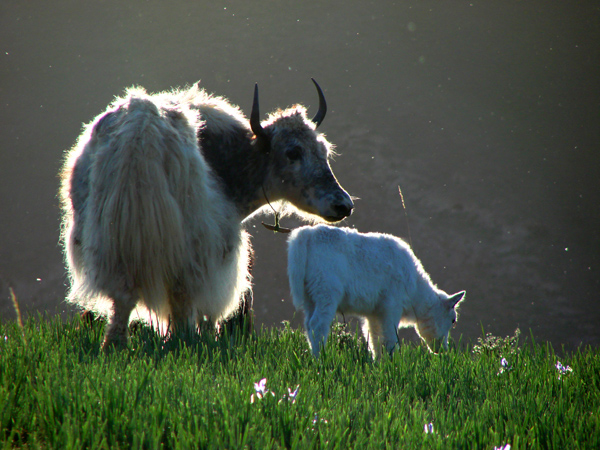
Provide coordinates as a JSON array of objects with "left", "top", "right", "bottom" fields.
[{"left": 1, "top": 316, "right": 598, "bottom": 449}]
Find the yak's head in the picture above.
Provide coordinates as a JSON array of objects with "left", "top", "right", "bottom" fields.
[{"left": 250, "top": 79, "right": 354, "bottom": 223}]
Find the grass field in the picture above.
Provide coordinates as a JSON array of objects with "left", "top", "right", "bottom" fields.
[{"left": 1, "top": 314, "right": 599, "bottom": 449}]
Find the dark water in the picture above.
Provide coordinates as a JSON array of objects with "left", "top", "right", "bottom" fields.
[{"left": 1, "top": 1, "right": 599, "bottom": 350}]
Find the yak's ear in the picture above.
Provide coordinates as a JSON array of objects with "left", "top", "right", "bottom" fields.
[{"left": 446, "top": 291, "right": 465, "bottom": 309}]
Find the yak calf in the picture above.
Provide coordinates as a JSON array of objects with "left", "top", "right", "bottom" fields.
[{"left": 287, "top": 225, "right": 465, "bottom": 358}]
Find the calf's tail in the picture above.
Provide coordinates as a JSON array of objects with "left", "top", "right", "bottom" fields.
[{"left": 287, "top": 228, "right": 310, "bottom": 311}]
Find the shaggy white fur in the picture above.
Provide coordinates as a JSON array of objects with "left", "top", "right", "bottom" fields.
[{"left": 61, "top": 88, "right": 250, "bottom": 345}]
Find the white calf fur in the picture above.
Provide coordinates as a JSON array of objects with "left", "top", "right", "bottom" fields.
[{"left": 287, "top": 225, "right": 465, "bottom": 357}]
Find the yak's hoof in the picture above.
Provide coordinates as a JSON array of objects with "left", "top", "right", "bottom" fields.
[{"left": 101, "top": 337, "right": 128, "bottom": 352}]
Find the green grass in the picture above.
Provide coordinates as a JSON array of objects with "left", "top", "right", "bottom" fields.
[{"left": 1, "top": 316, "right": 599, "bottom": 449}]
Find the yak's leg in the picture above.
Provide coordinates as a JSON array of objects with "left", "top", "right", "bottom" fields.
[
  {"left": 221, "top": 253, "right": 255, "bottom": 336},
  {"left": 102, "top": 292, "right": 137, "bottom": 350},
  {"left": 168, "top": 288, "right": 198, "bottom": 336}
]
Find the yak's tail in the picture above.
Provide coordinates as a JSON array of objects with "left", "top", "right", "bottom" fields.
[
  {"left": 68, "top": 88, "right": 203, "bottom": 317},
  {"left": 287, "top": 227, "right": 311, "bottom": 312}
]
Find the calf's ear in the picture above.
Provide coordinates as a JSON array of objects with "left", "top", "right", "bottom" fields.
[{"left": 446, "top": 291, "right": 465, "bottom": 309}]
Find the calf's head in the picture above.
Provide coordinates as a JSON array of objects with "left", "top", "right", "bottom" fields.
[
  {"left": 251, "top": 80, "right": 354, "bottom": 222},
  {"left": 416, "top": 291, "right": 465, "bottom": 352}
]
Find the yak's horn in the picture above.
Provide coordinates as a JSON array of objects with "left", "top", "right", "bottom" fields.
[
  {"left": 250, "top": 83, "right": 268, "bottom": 142},
  {"left": 311, "top": 78, "right": 327, "bottom": 128}
]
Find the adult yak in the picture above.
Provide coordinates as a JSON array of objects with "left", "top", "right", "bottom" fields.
[{"left": 60, "top": 79, "right": 353, "bottom": 349}]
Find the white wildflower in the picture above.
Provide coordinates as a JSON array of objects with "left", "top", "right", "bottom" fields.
[
  {"left": 555, "top": 361, "right": 573, "bottom": 380},
  {"left": 497, "top": 357, "right": 512, "bottom": 375},
  {"left": 279, "top": 385, "right": 300, "bottom": 404},
  {"left": 250, "top": 378, "right": 275, "bottom": 403},
  {"left": 312, "top": 413, "right": 328, "bottom": 425}
]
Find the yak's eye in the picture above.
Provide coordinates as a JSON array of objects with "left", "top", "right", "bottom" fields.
[{"left": 286, "top": 145, "right": 303, "bottom": 161}]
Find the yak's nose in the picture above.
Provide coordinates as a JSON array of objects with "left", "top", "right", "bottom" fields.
[
  {"left": 326, "top": 197, "right": 353, "bottom": 222},
  {"left": 322, "top": 191, "right": 354, "bottom": 222},
  {"left": 333, "top": 201, "right": 353, "bottom": 219}
]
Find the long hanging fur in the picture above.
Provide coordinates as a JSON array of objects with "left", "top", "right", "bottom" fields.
[{"left": 60, "top": 87, "right": 251, "bottom": 338}]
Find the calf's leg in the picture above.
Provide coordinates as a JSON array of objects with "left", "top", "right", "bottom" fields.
[{"left": 307, "top": 299, "right": 338, "bottom": 357}]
